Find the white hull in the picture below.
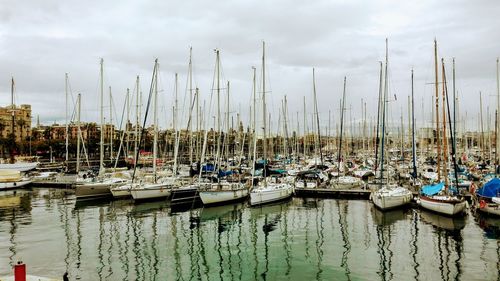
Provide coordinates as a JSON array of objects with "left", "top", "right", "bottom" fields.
[
  {"left": 199, "top": 188, "right": 248, "bottom": 205},
  {"left": 0, "top": 162, "right": 38, "bottom": 172},
  {"left": 418, "top": 196, "right": 467, "bottom": 216},
  {"left": 250, "top": 184, "right": 293, "bottom": 206},
  {"left": 372, "top": 191, "right": 412, "bottom": 210},
  {"left": 131, "top": 183, "right": 171, "bottom": 200},
  {"left": 0, "top": 179, "right": 32, "bottom": 190},
  {"left": 110, "top": 187, "right": 131, "bottom": 198},
  {"left": 75, "top": 182, "right": 115, "bottom": 199},
  {"left": 477, "top": 198, "right": 500, "bottom": 216}
]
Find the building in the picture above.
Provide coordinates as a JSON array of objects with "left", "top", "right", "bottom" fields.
[{"left": 0, "top": 104, "right": 32, "bottom": 141}]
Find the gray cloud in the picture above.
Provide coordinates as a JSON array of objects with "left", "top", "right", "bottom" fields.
[{"left": 0, "top": 0, "right": 499, "bottom": 133}]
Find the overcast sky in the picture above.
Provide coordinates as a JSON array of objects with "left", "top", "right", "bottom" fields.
[{"left": 0, "top": 0, "right": 499, "bottom": 133}]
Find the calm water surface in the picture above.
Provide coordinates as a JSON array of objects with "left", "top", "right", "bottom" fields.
[{"left": 0, "top": 188, "right": 499, "bottom": 280}]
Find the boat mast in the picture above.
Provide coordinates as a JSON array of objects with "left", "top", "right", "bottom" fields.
[
  {"left": 380, "top": 38, "right": 389, "bottom": 183},
  {"left": 153, "top": 60, "right": 159, "bottom": 182},
  {"left": 109, "top": 86, "right": 114, "bottom": 160},
  {"left": 226, "top": 81, "right": 230, "bottom": 163},
  {"left": 480, "top": 91, "right": 485, "bottom": 161},
  {"left": 312, "top": 68, "right": 324, "bottom": 165},
  {"left": 441, "top": 59, "right": 449, "bottom": 187},
  {"left": 411, "top": 69, "right": 417, "bottom": 179},
  {"left": 374, "top": 61, "right": 383, "bottom": 172},
  {"left": 65, "top": 73, "right": 69, "bottom": 165},
  {"left": 303, "top": 96, "right": 307, "bottom": 157},
  {"left": 338, "top": 77, "right": 347, "bottom": 175},
  {"left": 452, "top": 58, "right": 457, "bottom": 164},
  {"left": 262, "top": 41, "right": 268, "bottom": 183},
  {"left": 188, "top": 47, "right": 194, "bottom": 165},
  {"left": 215, "top": 50, "right": 221, "bottom": 176},
  {"left": 434, "top": 40, "right": 441, "bottom": 181},
  {"left": 134, "top": 76, "right": 140, "bottom": 161},
  {"left": 173, "top": 73, "right": 180, "bottom": 176},
  {"left": 76, "top": 93, "right": 81, "bottom": 173},
  {"left": 497, "top": 58, "right": 500, "bottom": 173},
  {"left": 442, "top": 58, "right": 460, "bottom": 189},
  {"left": 99, "top": 58, "right": 105, "bottom": 175}
]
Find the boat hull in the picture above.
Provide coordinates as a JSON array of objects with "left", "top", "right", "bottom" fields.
[
  {"left": 0, "top": 179, "right": 32, "bottom": 190},
  {"left": 110, "top": 188, "right": 131, "bottom": 198},
  {"left": 199, "top": 188, "right": 249, "bottom": 206},
  {"left": 131, "top": 184, "right": 171, "bottom": 200},
  {"left": 75, "top": 182, "right": 114, "bottom": 199},
  {"left": 0, "top": 162, "right": 38, "bottom": 172},
  {"left": 476, "top": 199, "right": 500, "bottom": 216},
  {"left": 418, "top": 196, "right": 467, "bottom": 216},
  {"left": 250, "top": 185, "right": 294, "bottom": 206},
  {"left": 372, "top": 192, "right": 412, "bottom": 210}
]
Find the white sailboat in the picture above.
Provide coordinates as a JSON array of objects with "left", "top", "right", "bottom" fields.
[
  {"left": 249, "top": 42, "right": 293, "bottom": 206},
  {"left": 129, "top": 59, "right": 174, "bottom": 201},
  {"left": 371, "top": 39, "right": 412, "bottom": 210},
  {"left": 199, "top": 50, "right": 249, "bottom": 206}
]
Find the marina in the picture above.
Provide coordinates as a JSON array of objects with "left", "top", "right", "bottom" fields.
[{"left": 1, "top": 1, "right": 500, "bottom": 279}]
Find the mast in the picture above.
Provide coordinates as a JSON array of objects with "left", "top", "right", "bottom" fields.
[
  {"left": 480, "top": 91, "right": 485, "bottom": 161},
  {"left": 262, "top": 41, "right": 268, "bottom": 181},
  {"left": 452, "top": 58, "right": 457, "bottom": 163},
  {"left": 153, "top": 60, "right": 159, "bottom": 182},
  {"left": 65, "top": 73, "right": 69, "bottom": 164},
  {"left": 338, "top": 77, "right": 347, "bottom": 174},
  {"left": 374, "top": 61, "right": 383, "bottom": 172},
  {"left": 109, "top": 86, "right": 114, "bottom": 160},
  {"left": 188, "top": 47, "right": 194, "bottom": 164},
  {"left": 134, "top": 76, "right": 140, "bottom": 160},
  {"left": 173, "top": 73, "right": 179, "bottom": 175},
  {"left": 215, "top": 50, "right": 221, "bottom": 175},
  {"left": 312, "top": 68, "right": 324, "bottom": 165},
  {"left": 125, "top": 88, "right": 130, "bottom": 156},
  {"left": 442, "top": 58, "right": 460, "bottom": 190},
  {"left": 434, "top": 39, "right": 441, "bottom": 181},
  {"left": 226, "top": 81, "right": 230, "bottom": 163},
  {"left": 496, "top": 57, "right": 499, "bottom": 171},
  {"left": 99, "top": 58, "right": 104, "bottom": 175},
  {"left": 380, "top": 38, "right": 389, "bottom": 182},
  {"left": 76, "top": 93, "right": 81, "bottom": 173},
  {"left": 303, "top": 96, "right": 307, "bottom": 157},
  {"left": 441, "top": 59, "right": 449, "bottom": 187},
  {"left": 411, "top": 69, "right": 417, "bottom": 179}
]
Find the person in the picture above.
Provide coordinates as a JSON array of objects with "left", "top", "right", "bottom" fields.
[{"left": 63, "top": 272, "right": 69, "bottom": 281}]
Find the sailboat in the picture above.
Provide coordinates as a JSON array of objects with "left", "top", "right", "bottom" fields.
[
  {"left": 75, "top": 60, "right": 126, "bottom": 199},
  {"left": 330, "top": 77, "right": 363, "bottom": 190},
  {"left": 249, "top": 42, "right": 294, "bottom": 206},
  {"left": 128, "top": 59, "right": 175, "bottom": 200},
  {"left": 199, "top": 49, "right": 249, "bottom": 206},
  {"left": 371, "top": 39, "right": 412, "bottom": 210},
  {"left": 417, "top": 40, "right": 466, "bottom": 216}
]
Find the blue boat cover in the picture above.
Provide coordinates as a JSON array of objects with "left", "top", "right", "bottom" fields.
[
  {"left": 477, "top": 178, "right": 500, "bottom": 198},
  {"left": 421, "top": 182, "right": 445, "bottom": 196}
]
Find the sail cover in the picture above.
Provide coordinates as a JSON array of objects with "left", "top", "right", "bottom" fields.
[
  {"left": 421, "top": 182, "right": 444, "bottom": 196},
  {"left": 477, "top": 178, "right": 500, "bottom": 198}
]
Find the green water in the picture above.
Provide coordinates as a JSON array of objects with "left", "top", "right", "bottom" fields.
[{"left": 0, "top": 188, "right": 498, "bottom": 280}]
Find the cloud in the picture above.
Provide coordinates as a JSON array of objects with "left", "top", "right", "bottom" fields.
[{"left": 0, "top": 0, "right": 499, "bottom": 133}]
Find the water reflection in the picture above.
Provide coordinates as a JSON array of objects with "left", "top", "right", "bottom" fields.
[{"left": 0, "top": 188, "right": 499, "bottom": 280}]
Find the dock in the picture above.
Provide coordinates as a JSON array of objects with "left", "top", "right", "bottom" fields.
[{"left": 295, "top": 188, "right": 372, "bottom": 199}]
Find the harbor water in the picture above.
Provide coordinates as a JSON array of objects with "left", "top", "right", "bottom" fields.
[{"left": 0, "top": 188, "right": 499, "bottom": 280}]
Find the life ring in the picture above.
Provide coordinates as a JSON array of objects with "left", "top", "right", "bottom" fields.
[{"left": 479, "top": 200, "right": 487, "bottom": 209}]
